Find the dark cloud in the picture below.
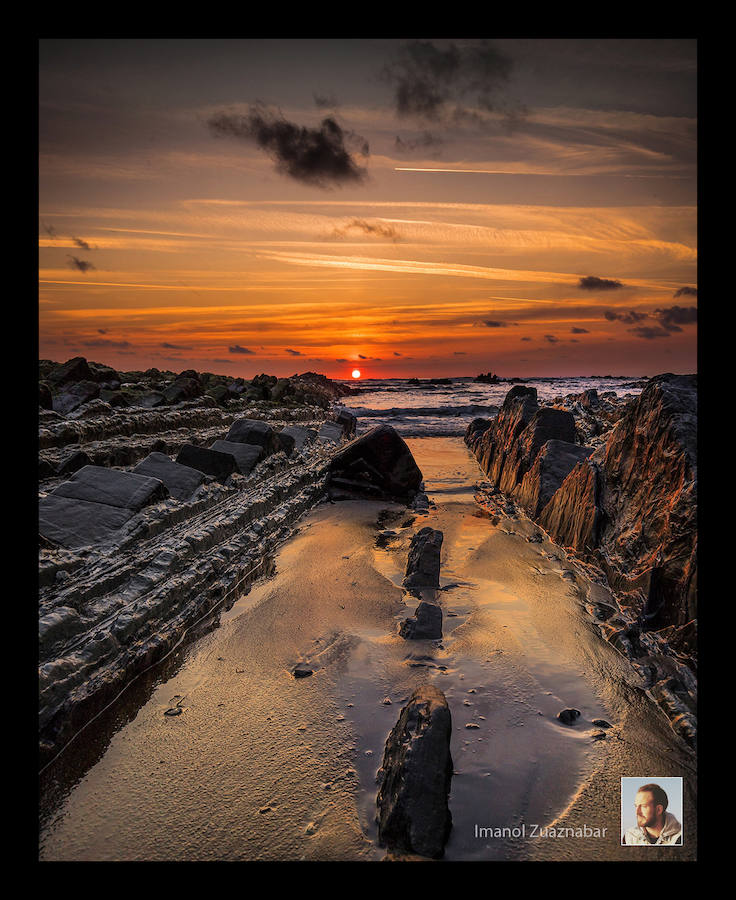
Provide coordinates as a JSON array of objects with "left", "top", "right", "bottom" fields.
[
  {"left": 358, "top": 354, "right": 367, "bottom": 359},
  {"left": 453, "top": 351, "right": 466, "bottom": 355},
  {"left": 653, "top": 305, "right": 697, "bottom": 331},
  {"left": 674, "top": 286, "right": 697, "bottom": 298},
  {"left": 394, "top": 131, "right": 444, "bottom": 154},
  {"left": 285, "top": 348, "right": 302, "bottom": 356},
  {"left": 579, "top": 275, "right": 625, "bottom": 291},
  {"left": 162, "top": 342, "right": 193, "bottom": 350},
  {"left": 332, "top": 219, "right": 399, "bottom": 241},
  {"left": 521, "top": 337, "right": 532, "bottom": 341},
  {"left": 43, "top": 222, "right": 58, "bottom": 239},
  {"left": 393, "top": 351, "right": 402, "bottom": 356},
  {"left": 381, "top": 40, "right": 521, "bottom": 128},
  {"left": 336, "top": 358, "right": 348, "bottom": 363},
  {"left": 72, "top": 236, "right": 91, "bottom": 250},
  {"left": 604, "top": 309, "right": 648, "bottom": 324},
  {"left": 313, "top": 92, "right": 338, "bottom": 109},
  {"left": 98, "top": 329, "right": 107, "bottom": 334},
  {"left": 208, "top": 105, "right": 369, "bottom": 188},
  {"left": 80, "top": 339, "right": 131, "bottom": 349},
  {"left": 229, "top": 344, "right": 255, "bottom": 354},
  {"left": 483, "top": 320, "right": 507, "bottom": 328},
  {"left": 629, "top": 325, "right": 672, "bottom": 340},
  {"left": 67, "top": 255, "right": 95, "bottom": 273},
  {"left": 571, "top": 327, "right": 589, "bottom": 334},
  {"left": 544, "top": 334, "right": 559, "bottom": 343}
]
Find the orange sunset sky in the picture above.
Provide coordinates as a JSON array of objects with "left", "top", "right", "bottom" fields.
[{"left": 39, "top": 39, "right": 697, "bottom": 379}]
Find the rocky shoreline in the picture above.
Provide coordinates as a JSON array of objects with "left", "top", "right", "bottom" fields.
[
  {"left": 464, "top": 375, "right": 697, "bottom": 748},
  {"left": 38, "top": 359, "right": 359, "bottom": 766}
]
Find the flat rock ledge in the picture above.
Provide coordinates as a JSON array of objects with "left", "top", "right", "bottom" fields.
[{"left": 376, "top": 684, "right": 453, "bottom": 859}]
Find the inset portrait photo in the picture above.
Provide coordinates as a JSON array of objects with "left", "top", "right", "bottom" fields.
[{"left": 621, "top": 777, "right": 683, "bottom": 846}]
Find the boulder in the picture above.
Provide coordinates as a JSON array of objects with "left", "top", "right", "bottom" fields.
[
  {"left": 175, "top": 444, "right": 237, "bottom": 481},
  {"left": 56, "top": 449, "right": 92, "bottom": 477},
  {"left": 133, "top": 452, "right": 206, "bottom": 500},
  {"left": 403, "top": 528, "right": 443, "bottom": 590},
  {"left": 205, "top": 383, "right": 230, "bottom": 406},
  {"left": 318, "top": 422, "right": 344, "bottom": 445},
  {"left": 99, "top": 388, "right": 129, "bottom": 408},
  {"left": 399, "top": 600, "right": 443, "bottom": 640},
  {"left": 327, "top": 424, "right": 423, "bottom": 503},
  {"left": 162, "top": 376, "right": 201, "bottom": 404},
  {"left": 376, "top": 685, "right": 453, "bottom": 859},
  {"left": 51, "top": 465, "right": 169, "bottom": 511},
  {"left": 208, "top": 440, "right": 264, "bottom": 475},
  {"left": 87, "top": 361, "right": 121, "bottom": 384}
]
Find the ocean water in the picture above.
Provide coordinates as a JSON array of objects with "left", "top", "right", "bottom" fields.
[{"left": 337, "top": 376, "right": 647, "bottom": 438}]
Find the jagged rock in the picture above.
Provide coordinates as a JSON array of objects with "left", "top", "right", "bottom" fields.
[
  {"left": 205, "top": 383, "right": 230, "bottom": 406},
  {"left": 46, "top": 356, "right": 93, "bottom": 387},
  {"left": 335, "top": 408, "right": 357, "bottom": 439},
  {"left": 39, "top": 382, "right": 53, "bottom": 409},
  {"left": 68, "top": 398, "right": 113, "bottom": 420},
  {"left": 498, "top": 407, "right": 577, "bottom": 495},
  {"left": 88, "top": 361, "right": 121, "bottom": 384},
  {"left": 514, "top": 439, "right": 594, "bottom": 519},
  {"left": 52, "top": 380, "right": 100, "bottom": 415},
  {"left": 403, "top": 528, "right": 443, "bottom": 590},
  {"left": 162, "top": 376, "right": 202, "bottom": 404},
  {"left": 208, "top": 440, "right": 264, "bottom": 475},
  {"left": 327, "top": 424, "right": 423, "bottom": 503},
  {"left": 539, "top": 457, "right": 602, "bottom": 553},
  {"left": 376, "top": 684, "right": 453, "bottom": 859},
  {"left": 133, "top": 452, "right": 206, "bottom": 500},
  {"left": 175, "top": 444, "right": 237, "bottom": 481},
  {"left": 51, "top": 465, "right": 169, "bottom": 510},
  {"left": 399, "top": 600, "right": 443, "bottom": 639},
  {"left": 136, "top": 391, "right": 166, "bottom": 408},
  {"left": 99, "top": 388, "right": 129, "bottom": 407}
]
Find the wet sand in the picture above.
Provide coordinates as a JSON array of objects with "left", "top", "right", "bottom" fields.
[{"left": 39, "top": 437, "right": 696, "bottom": 861}]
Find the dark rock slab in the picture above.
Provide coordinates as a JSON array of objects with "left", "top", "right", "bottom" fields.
[
  {"left": 280, "top": 425, "right": 317, "bottom": 451},
  {"left": 399, "top": 600, "right": 443, "bottom": 639},
  {"left": 133, "top": 452, "right": 206, "bottom": 500},
  {"left": 335, "top": 408, "right": 358, "bottom": 439},
  {"left": 225, "top": 418, "right": 281, "bottom": 455},
  {"left": 403, "top": 528, "right": 443, "bottom": 590},
  {"left": 52, "top": 380, "right": 100, "bottom": 415},
  {"left": 52, "top": 465, "right": 169, "bottom": 510},
  {"left": 39, "top": 494, "right": 135, "bottom": 548},
  {"left": 208, "top": 440, "right": 264, "bottom": 475},
  {"left": 176, "top": 444, "right": 237, "bottom": 481},
  {"left": 514, "top": 439, "right": 594, "bottom": 519},
  {"left": 162, "top": 376, "right": 202, "bottom": 404},
  {"left": 327, "top": 424, "right": 423, "bottom": 503},
  {"left": 318, "top": 422, "right": 343, "bottom": 444},
  {"left": 376, "top": 684, "right": 453, "bottom": 859}
]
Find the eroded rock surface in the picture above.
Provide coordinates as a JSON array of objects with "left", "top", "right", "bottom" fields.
[{"left": 376, "top": 684, "right": 453, "bottom": 859}]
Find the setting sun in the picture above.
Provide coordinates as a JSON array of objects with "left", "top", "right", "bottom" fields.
[{"left": 351, "top": 369, "right": 361, "bottom": 379}]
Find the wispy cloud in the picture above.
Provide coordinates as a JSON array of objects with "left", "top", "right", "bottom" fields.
[{"left": 578, "top": 275, "right": 625, "bottom": 291}]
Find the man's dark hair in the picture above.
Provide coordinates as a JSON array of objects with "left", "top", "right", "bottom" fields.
[{"left": 638, "top": 783, "right": 669, "bottom": 812}]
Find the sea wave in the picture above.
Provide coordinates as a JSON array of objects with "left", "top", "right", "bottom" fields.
[{"left": 349, "top": 404, "right": 499, "bottom": 418}]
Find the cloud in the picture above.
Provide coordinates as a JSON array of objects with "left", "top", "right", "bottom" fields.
[
  {"left": 229, "top": 344, "right": 255, "bottom": 354},
  {"left": 336, "top": 358, "right": 348, "bottom": 362},
  {"left": 381, "top": 40, "right": 520, "bottom": 127},
  {"left": 72, "top": 236, "right": 91, "bottom": 250},
  {"left": 483, "top": 320, "right": 507, "bottom": 328},
  {"left": 98, "top": 329, "right": 107, "bottom": 334},
  {"left": 43, "top": 222, "right": 58, "bottom": 239},
  {"left": 394, "top": 131, "right": 444, "bottom": 153},
  {"left": 544, "top": 334, "right": 559, "bottom": 343},
  {"left": 674, "top": 286, "right": 697, "bottom": 297},
  {"left": 67, "top": 255, "right": 95, "bottom": 273},
  {"left": 604, "top": 309, "right": 648, "bottom": 324},
  {"left": 571, "top": 327, "right": 589, "bottom": 334},
  {"left": 208, "top": 105, "right": 369, "bottom": 188},
  {"left": 654, "top": 305, "right": 697, "bottom": 331},
  {"left": 313, "top": 93, "right": 338, "bottom": 109},
  {"left": 393, "top": 351, "right": 403, "bottom": 356},
  {"left": 162, "top": 342, "right": 193, "bottom": 350},
  {"left": 521, "top": 337, "right": 532, "bottom": 341},
  {"left": 358, "top": 354, "right": 367, "bottom": 359},
  {"left": 331, "top": 219, "right": 399, "bottom": 241},
  {"left": 285, "top": 348, "right": 302, "bottom": 356},
  {"left": 80, "top": 339, "right": 131, "bottom": 349},
  {"left": 453, "top": 351, "right": 466, "bottom": 355},
  {"left": 578, "top": 275, "right": 625, "bottom": 291},
  {"left": 629, "top": 325, "right": 672, "bottom": 340}
]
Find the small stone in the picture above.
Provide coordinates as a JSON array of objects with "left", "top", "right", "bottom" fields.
[
  {"left": 591, "top": 730, "right": 606, "bottom": 741},
  {"left": 592, "top": 719, "right": 612, "bottom": 728},
  {"left": 465, "top": 723, "right": 480, "bottom": 729},
  {"left": 293, "top": 663, "right": 313, "bottom": 678},
  {"left": 382, "top": 697, "right": 392, "bottom": 705},
  {"left": 557, "top": 708, "right": 581, "bottom": 726},
  {"left": 164, "top": 707, "right": 182, "bottom": 717}
]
